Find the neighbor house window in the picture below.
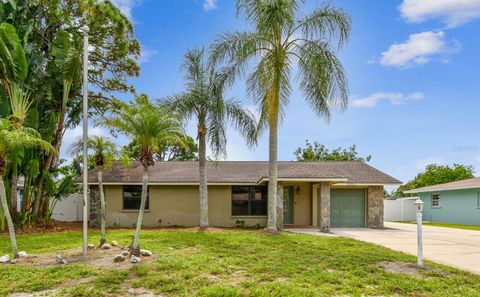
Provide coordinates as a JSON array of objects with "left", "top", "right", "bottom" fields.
[
  {"left": 477, "top": 191, "right": 480, "bottom": 208},
  {"left": 123, "top": 185, "right": 149, "bottom": 210},
  {"left": 232, "top": 186, "right": 267, "bottom": 216},
  {"left": 431, "top": 194, "right": 441, "bottom": 208}
]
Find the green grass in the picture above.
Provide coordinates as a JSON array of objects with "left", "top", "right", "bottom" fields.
[
  {"left": 1, "top": 228, "right": 480, "bottom": 296},
  {"left": 398, "top": 221, "right": 480, "bottom": 231}
]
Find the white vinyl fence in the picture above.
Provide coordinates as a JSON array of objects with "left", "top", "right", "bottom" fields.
[
  {"left": 384, "top": 197, "right": 417, "bottom": 222},
  {"left": 52, "top": 192, "right": 83, "bottom": 221}
]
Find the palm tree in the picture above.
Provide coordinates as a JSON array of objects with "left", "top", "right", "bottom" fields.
[
  {"left": 102, "top": 95, "right": 183, "bottom": 255},
  {"left": 0, "top": 119, "right": 53, "bottom": 258},
  {"left": 71, "top": 136, "right": 117, "bottom": 246},
  {"left": 211, "top": 1, "right": 351, "bottom": 231},
  {"left": 161, "top": 48, "right": 257, "bottom": 229}
]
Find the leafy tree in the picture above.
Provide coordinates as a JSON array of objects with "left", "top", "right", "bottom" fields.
[
  {"left": 71, "top": 136, "right": 118, "bottom": 245},
  {"left": 395, "top": 164, "right": 475, "bottom": 197},
  {"left": 123, "top": 134, "right": 199, "bottom": 162},
  {"left": 161, "top": 48, "right": 257, "bottom": 229},
  {"left": 0, "top": 119, "right": 53, "bottom": 258},
  {"left": 294, "top": 140, "right": 371, "bottom": 162},
  {"left": 211, "top": 1, "right": 351, "bottom": 231},
  {"left": 102, "top": 95, "right": 183, "bottom": 256}
]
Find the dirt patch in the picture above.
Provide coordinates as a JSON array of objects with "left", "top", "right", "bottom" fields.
[
  {"left": 8, "top": 246, "right": 157, "bottom": 269},
  {"left": 377, "top": 261, "right": 424, "bottom": 276},
  {"left": 9, "top": 276, "right": 96, "bottom": 297}
]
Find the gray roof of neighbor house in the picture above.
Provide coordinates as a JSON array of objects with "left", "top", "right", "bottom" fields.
[
  {"left": 86, "top": 161, "right": 401, "bottom": 185},
  {"left": 404, "top": 177, "right": 480, "bottom": 194}
]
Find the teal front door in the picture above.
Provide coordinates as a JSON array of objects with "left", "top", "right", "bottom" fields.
[
  {"left": 283, "top": 186, "right": 294, "bottom": 224},
  {"left": 331, "top": 189, "right": 366, "bottom": 227}
]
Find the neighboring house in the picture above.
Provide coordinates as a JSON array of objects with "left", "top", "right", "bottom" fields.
[
  {"left": 384, "top": 197, "right": 417, "bottom": 222},
  {"left": 405, "top": 177, "right": 480, "bottom": 225},
  {"left": 86, "top": 161, "right": 400, "bottom": 229}
]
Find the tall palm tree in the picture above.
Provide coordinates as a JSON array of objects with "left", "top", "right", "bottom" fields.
[
  {"left": 211, "top": 0, "right": 351, "bottom": 231},
  {"left": 71, "top": 136, "right": 117, "bottom": 246},
  {"left": 102, "top": 95, "right": 183, "bottom": 255},
  {"left": 0, "top": 119, "right": 53, "bottom": 258},
  {"left": 161, "top": 48, "right": 257, "bottom": 229}
]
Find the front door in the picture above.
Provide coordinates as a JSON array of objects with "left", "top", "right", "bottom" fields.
[{"left": 283, "top": 186, "right": 294, "bottom": 224}]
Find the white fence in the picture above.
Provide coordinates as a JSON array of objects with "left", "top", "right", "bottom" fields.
[
  {"left": 52, "top": 192, "right": 83, "bottom": 222},
  {"left": 384, "top": 198, "right": 417, "bottom": 222}
]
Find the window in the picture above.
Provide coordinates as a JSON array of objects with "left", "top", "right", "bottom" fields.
[
  {"left": 477, "top": 192, "right": 480, "bottom": 208},
  {"left": 232, "top": 186, "right": 267, "bottom": 216},
  {"left": 123, "top": 185, "right": 149, "bottom": 210},
  {"left": 431, "top": 194, "right": 441, "bottom": 208}
]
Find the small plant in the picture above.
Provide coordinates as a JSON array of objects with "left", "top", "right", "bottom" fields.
[
  {"left": 255, "top": 223, "right": 262, "bottom": 230},
  {"left": 235, "top": 219, "right": 246, "bottom": 228}
]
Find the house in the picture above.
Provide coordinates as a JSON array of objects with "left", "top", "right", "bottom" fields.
[
  {"left": 404, "top": 178, "right": 480, "bottom": 225},
  {"left": 87, "top": 161, "right": 400, "bottom": 230}
]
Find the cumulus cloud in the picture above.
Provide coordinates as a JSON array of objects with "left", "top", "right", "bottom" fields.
[
  {"left": 351, "top": 92, "right": 424, "bottom": 108},
  {"left": 399, "top": 0, "right": 480, "bottom": 27},
  {"left": 203, "top": 0, "right": 218, "bottom": 11},
  {"left": 110, "top": 0, "right": 138, "bottom": 19},
  {"left": 380, "top": 31, "right": 455, "bottom": 68}
]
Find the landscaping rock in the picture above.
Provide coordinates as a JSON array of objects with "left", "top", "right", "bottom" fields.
[
  {"left": 168, "top": 247, "right": 174, "bottom": 250},
  {"left": 87, "top": 244, "right": 95, "bottom": 249},
  {"left": 18, "top": 251, "right": 28, "bottom": 258},
  {"left": 0, "top": 255, "right": 10, "bottom": 263},
  {"left": 130, "top": 255, "right": 142, "bottom": 264},
  {"left": 114, "top": 254, "right": 126, "bottom": 263},
  {"left": 10, "top": 259, "right": 18, "bottom": 264},
  {"left": 100, "top": 243, "right": 111, "bottom": 250},
  {"left": 121, "top": 250, "right": 129, "bottom": 257},
  {"left": 111, "top": 240, "right": 119, "bottom": 246},
  {"left": 140, "top": 249, "right": 153, "bottom": 257},
  {"left": 56, "top": 255, "right": 68, "bottom": 265}
]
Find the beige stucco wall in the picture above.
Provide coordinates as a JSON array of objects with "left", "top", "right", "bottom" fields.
[{"left": 104, "top": 185, "right": 267, "bottom": 228}]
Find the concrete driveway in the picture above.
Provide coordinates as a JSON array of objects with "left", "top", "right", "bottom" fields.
[{"left": 331, "top": 222, "right": 480, "bottom": 274}]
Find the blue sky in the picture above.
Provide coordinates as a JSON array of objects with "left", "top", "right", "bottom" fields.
[{"left": 64, "top": 0, "right": 480, "bottom": 188}]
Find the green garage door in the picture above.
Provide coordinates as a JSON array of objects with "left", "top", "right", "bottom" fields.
[{"left": 331, "top": 189, "right": 366, "bottom": 227}]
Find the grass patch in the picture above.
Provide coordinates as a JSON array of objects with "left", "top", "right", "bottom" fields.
[
  {"left": 398, "top": 221, "right": 480, "bottom": 231},
  {"left": 1, "top": 228, "right": 480, "bottom": 296}
]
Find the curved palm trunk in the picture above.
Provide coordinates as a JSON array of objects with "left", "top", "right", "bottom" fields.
[
  {"left": 98, "top": 170, "right": 107, "bottom": 245},
  {"left": 130, "top": 166, "right": 149, "bottom": 256},
  {"left": 198, "top": 127, "right": 209, "bottom": 229},
  {"left": 267, "top": 117, "right": 278, "bottom": 232},
  {"left": 0, "top": 178, "right": 19, "bottom": 258}
]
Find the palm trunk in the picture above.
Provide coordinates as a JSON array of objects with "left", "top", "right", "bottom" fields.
[
  {"left": 0, "top": 178, "right": 19, "bottom": 258},
  {"left": 98, "top": 170, "right": 107, "bottom": 245},
  {"left": 198, "top": 126, "right": 209, "bottom": 229},
  {"left": 266, "top": 117, "right": 278, "bottom": 232},
  {"left": 130, "top": 166, "right": 149, "bottom": 256},
  {"left": 9, "top": 174, "right": 18, "bottom": 222}
]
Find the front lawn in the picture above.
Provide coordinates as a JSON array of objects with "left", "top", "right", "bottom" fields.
[
  {"left": 399, "top": 221, "right": 480, "bottom": 231},
  {"left": 1, "top": 228, "right": 480, "bottom": 296}
]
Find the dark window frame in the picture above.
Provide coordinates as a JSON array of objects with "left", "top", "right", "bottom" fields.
[
  {"left": 431, "top": 193, "right": 441, "bottom": 208},
  {"left": 122, "top": 185, "right": 150, "bottom": 211},
  {"left": 231, "top": 186, "right": 267, "bottom": 216}
]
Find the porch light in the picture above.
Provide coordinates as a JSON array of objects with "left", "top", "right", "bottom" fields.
[
  {"left": 296, "top": 187, "right": 302, "bottom": 195},
  {"left": 414, "top": 199, "right": 424, "bottom": 212}
]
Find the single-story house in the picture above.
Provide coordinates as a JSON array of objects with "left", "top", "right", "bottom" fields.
[
  {"left": 87, "top": 161, "right": 400, "bottom": 230},
  {"left": 404, "top": 177, "right": 480, "bottom": 225}
]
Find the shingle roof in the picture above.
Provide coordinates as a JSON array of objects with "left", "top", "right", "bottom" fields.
[
  {"left": 404, "top": 177, "right": 480, "bottom": 193},
  {"left": 87, "top": 161, "right": 401, "bottom": 185}
]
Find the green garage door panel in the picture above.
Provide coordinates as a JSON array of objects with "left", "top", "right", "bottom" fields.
[{"left": 331, "top": 189, "right": 366, "bottom": 227}]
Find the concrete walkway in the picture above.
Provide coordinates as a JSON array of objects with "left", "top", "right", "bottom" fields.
[{"left": 287, "top": 222, "right": 480, "bottom": 274}]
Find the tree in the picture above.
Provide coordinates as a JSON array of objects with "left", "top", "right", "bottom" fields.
[
  {"left": 0, "top": 119, "right": 52, "bottom": 258},
  {"left": 102, "top": 95, "right": 183, "bottom": 255},
  {"left": 211, "top": 1, "right": 351, "bottom": 231},
  {"left": 71, "top": 136, "right": 117, "bottom": 245},
  {"left": 123, "top": 134, "right": 199, "bottom": 162},
  {"left": 294, "top": 140, "right": 371, "bottom": 162},
  {"left": 161, "top": 48, "right": 257, "bottom": 229},
  {"left": 396, "top": 164, "right": 475, "bottom": 197}
]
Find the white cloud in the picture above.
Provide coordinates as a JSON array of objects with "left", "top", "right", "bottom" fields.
[
  {"left": 351, "top": 92, "right": 424, "bottom": 108},
  {"left": 203, "top": 0, "right": 218, "bottom": 11},
  {"left": 110, "top": 0, "right": 138, "bottom": 19},
  {"left": 60, "top": 126, "right": 110, "bottom": 160},
  {"left": 399, "top": 0, "right": 480, "bottom": 27},
  {"left": 415, "top": 156, "right": 447, "bottom": 170},
  {"left": 138, "top": 46, "right": 158, "bottom": 64},
  {"left": 475, "top": 155, "right": 480, "bottom": 163},
  {"left": 380, "top": 31, "right": 454, "bottom": 68}
]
